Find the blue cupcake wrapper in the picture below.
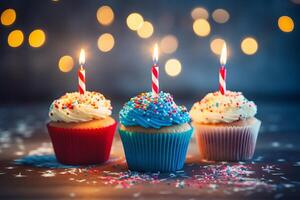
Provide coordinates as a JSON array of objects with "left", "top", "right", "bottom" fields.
[{"left": 119, "top": 127, "right": 193, "bottom": 172}]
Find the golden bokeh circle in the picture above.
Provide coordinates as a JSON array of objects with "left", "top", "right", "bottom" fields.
[
  {"left": 137, "top": 21, "right": 154, "bottom": 39},
  {"left": 97, "top": 33, "right": 115, "bottom": 52},
  {"left": 212, "top": 9, "right": 230, "bottom": 24},
  {"left": 193, "top": 19, "right": 211, "bottom": 37},
  {"left": 191, "top": 7, "right": 209, "bottom": 20},
  {"left": 165, "top": 59, "right": 182, "bottom": 77},
  {"left": 1, "top": 8, "right": 16, "bottom": 26},
  {"left": 210, "top": 38, "right": 226, "bottom": 55},
  {"left": 126, "top": 13, "right": 144, "bottom": 31},
  {"left": 241, "top": 37, "right": 258, "bottom": 55},
  {"left": 160, "top": 35, "right": 178, "bottom": 54},
  {"left": 278, "top": 16, "right": 294, "bottom": 33},
  {"left": 29, "top": 29, "right": 46, "bottom": 48},
  {"left": 96, "top": 5, "right": 114, "bottom": 26},
  {"left": 8, "top": 30, "right": 24, "bottom": 48},
  {"left": 59, "top": 55, "right": 74, "bottom": 73}
]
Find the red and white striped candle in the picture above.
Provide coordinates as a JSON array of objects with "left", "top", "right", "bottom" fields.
[
  {"left": 78, "top": 49, "right": 86, "bottom": 95},
  {"left": 152, "top": 44, "right": 159, "bottom": 98},
  {"left": 219, "top": 43, "right": 227, "bottom": 95}
]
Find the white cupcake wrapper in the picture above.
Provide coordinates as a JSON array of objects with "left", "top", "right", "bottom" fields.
[{"left": 194, "top": 120, "right": 261, "bottom": 161}]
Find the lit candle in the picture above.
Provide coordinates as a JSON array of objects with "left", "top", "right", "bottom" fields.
[
  {"left": 152, "top": 44, "right": 159, "bottom": 98},
  {"left": 78, "top": 49, "right": 86, "bottom": 95},
  {"left": 219, "top": 43, "right": 227, "bottom": 95}
]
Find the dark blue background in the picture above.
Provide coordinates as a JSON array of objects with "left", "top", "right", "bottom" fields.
[{"left": 0, "top": 0, "right": 299, "bottom": 103}]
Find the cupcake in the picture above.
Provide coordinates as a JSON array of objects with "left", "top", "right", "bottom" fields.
[
  {"left": 47, "top": 91, "right": 117, "bottom": 165},
  {"left": 119, "top": 92, "right": 193, "bottom": 172},
  {"left": 190, "top": 91, "right": 261, "bottom": 161}
]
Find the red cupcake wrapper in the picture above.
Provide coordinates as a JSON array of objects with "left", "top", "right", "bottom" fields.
[
  {"left": 194, "top": 120, "right": 261, "bottom": 161},
  {"left": 47, "top": 121, "right": 117, "bottom": 165}
]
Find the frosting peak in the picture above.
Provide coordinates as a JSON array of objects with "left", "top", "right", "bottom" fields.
[
  {"left": 49, "top": 91, "right": 112, "bottom": 123},
  {"left": 119, "top": 91, "right": 190, "bottom": 128},
  {"left": 190, "top": 91, "right": 257, "bottom": 124}
]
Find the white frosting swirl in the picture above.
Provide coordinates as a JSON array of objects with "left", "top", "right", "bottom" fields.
[
  {"left": 190, "top": 91, "right": 257, "bottom": 124},
  {"left": 49, "top": 91, "right": 112, "bottom": 123}
]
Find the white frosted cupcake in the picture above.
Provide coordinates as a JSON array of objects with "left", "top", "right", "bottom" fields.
[
  {"left": 47, "top": 91, "right": 117, "bottom": 165},
  {"left": 190, "top": 91, "right": 261, "bottom": 161}
]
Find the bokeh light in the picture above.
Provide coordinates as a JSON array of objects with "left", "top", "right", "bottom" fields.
[
  {"left": 1, "top": 8, "right": 16, "bottom": 26},
  {"left": 212, "top": 9, "right": 230, "bottom": 24},
  {"left": 58, "top": 55, "right": 74, "bottom": 72},
  {"left": 126, "top": 13, "right": 144, "bottom": 31},
  {"left": 165, "top": 59, "right": 182, "bottom": 77},
  {"left": 137, "top": 21, "right": 154, "bottom": 39},
  {"left": 7, "top": 30, "right": 24, "bottom": 48},
  {"left": 210, "top": 38, "right": 226, "bottom": 55},
  {"left": 28, "top": 29, "right": 46, "bottom": 48},
  {"left": 291, "top": 0, "right": 300, "bottom": 4},
  {"left": 278, "top": 16, "right": 294, "bottom": 33},
  {"left": 96, "top": 5, "right": 114, "bottom": 26},
  {"left": 241, "top": 37, "right": 258, "bottom": 55},
  {"left": 193, "top": 19, "right": 211, "bottom": 37},
  {"left": 97, "top": 33, "right": 115, "bottom": 52},
  {"left": 160, "top": 35, "right": 178, "bottom": 54},
  {"left": 191, "top": 7, "right": 209, "bottom": 20}
]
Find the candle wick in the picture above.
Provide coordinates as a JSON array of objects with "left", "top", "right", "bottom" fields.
[{"left": 80, "top": 65, "right": 84, "bottom": 70}]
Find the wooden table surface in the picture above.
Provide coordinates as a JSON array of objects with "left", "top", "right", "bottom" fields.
[{"left": 0, "top": 101, "right": 300, "bottom": 200}]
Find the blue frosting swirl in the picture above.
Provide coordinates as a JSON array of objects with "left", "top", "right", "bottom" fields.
[{"left": 119, "top": 91, "right": 190, "bottom": 128}]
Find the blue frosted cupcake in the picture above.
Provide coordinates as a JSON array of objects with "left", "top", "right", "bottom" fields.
[{"left": 119, "top": 91, "right": 193, "bottom": 172}]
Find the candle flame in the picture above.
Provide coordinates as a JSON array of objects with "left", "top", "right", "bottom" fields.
[
  {"left": 153, "top": 43, "right": 159, "bottom": 63},
  {"left": 220, "top": 43, "right": 227, "bottom": 65},
  {"left": 79, "top": 49, "right": 85, "bottom": 65}
]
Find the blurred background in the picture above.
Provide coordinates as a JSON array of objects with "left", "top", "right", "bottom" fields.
[{"left": 0, "top": 0, "right": 299, "bottom": 104}]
